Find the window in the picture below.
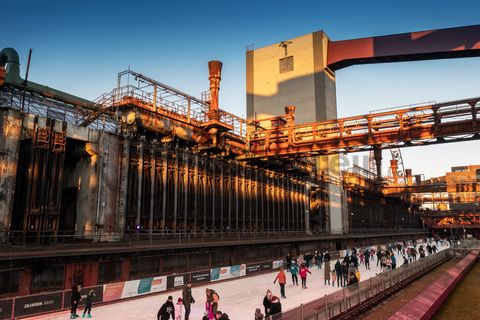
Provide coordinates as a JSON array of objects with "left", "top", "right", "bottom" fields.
[
  {"left": 130, "top": 257, "right": 159, "bottom": 279},
  {"left": 0, "top": 270, "right": 19, "bottom": 295},
  {"left": 476, "top": 169, "right": 480, "bottom": 182},
  {"left": 98, "top": 261, "right": 122, "bottom": 284},
  {"left": 279, "top": 56, "right": 294, "bottom": 73},
  {"left": 31, "top": 266, "right": 64, "bottom": 292}
]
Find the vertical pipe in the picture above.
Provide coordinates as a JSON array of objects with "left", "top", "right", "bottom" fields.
[
  {"left": 266, "top": 174, "right": 270, "bottom": 231},
  {"left": 242, "top": 165, "right": 246, "bottom": 230},
  {"left": 136, "top": 139, "right": 144, "bottom": 228},
  {"left": 21, "top": 49, "right": 33, "bottom": 112},
  {"left": 183, "top": 150, "right": 189, "bottom": 232},
  {"left": 235, "top": 163, "right": 239, "bottom": 230},
  {"left": 173, "top": 147, "right": 179, "bottom": 232},
  {"left": 228, "top": 162, "right": 232, "bottom": 230},
  {"left": 203, "top": 157, "right": 207, "bottom": 231},
  {"left": 208, "top": 61, "right": 222, "bottom": 120},
  {"left": 193, "top": 152, "right": 199, "bottom": 233},
  {"left": 149, "top": 142, "right": 156, "bottom": 234},
  {"left": 212, "top": 158, "right": 216, "bottom": 232},
  {"left": 220, "top": 161, "right": 224, "bottom": 231},
  {"left": 161, "top": 146, "right": 168, "bottom": 231}
]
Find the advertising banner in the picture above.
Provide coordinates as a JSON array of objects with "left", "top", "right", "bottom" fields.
[
  {"left": 103, "top": 282, "right": 125, "bottom": 302},
  {"left": 0, "top": 299, "right": 13, "bottom": 320},
  {"left": 260, "top": 262, "right": 272, "bottom": 271},
  {"left": 211, "top": 264, "right": 246, "bottom": 282},
  {"left": 167, "top": 274, "right": 190, "bottom": 290},
  {"left": 246, "top": 263, "right": 261, "bottom": 274},
  {"left": 63, "top": 285, "right": 103, "bottom": 308},
  {"left": 272, "top": 260, "right": 284, "bottom": 269},
  {"left": 191, "top": 270, "right": 211, "bottom": 284},
  {"left": 14, "top": 292, "right": 63, "bottom": 318}
]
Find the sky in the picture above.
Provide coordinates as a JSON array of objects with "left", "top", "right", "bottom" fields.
[{"left": 2, "top": 0, "right": 480, "bottom": 178}]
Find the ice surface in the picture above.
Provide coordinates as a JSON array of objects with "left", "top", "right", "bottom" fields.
[{"left": 30, "top": 241, "right": 447, "bottom": 320}]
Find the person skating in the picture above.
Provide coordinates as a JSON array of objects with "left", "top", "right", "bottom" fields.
[
  {"left": 263, "top": 290, "right": 272, "bottom": 317},
  {"left": 82, "top": 290, "right": 95, "bottom": 318},
  {"left": 255, "top": 308, "right": 265, "bottom": 320},
  {"left": 273, "top": 268, "right": 287, "bottom": 298},
  {"left": 70, "top": 283, "right": 81, "bottom": 319},
  {"left": 290, "top": 261, "right": 299, "bottom": 285},
  {"left": 174, "top": 298, "right": 183, "bottom": 320},
  {"left": 364, "top": 249, "right": 370, "bottom": 270},
  {"left": 324, "top": 261, "right": 331, "bottom": 285},
  {"left": 269, "top": 296, "right": 282, "bottom": 320},
  {"left": 334, "top": 260, "right": 342, "bottom": 286},
  {"left": 286, "top": 253, "right": 292, "bottom": 272},
  {"left": 206, "top": 289, "right": 219, "bottom": 317},
  {"left": 323, "top": 251, "right": 331, "bottom": 262},
  {"left": 299, "top": 263, "right": 312, "bottom": 288},
  {"left": 157, "top": 296, "right": 175, "bottom": 320},
  {"left": 331, "top": 270, "right": 337, "bottom": 287},
  {"left": 182, "top": 282, "right": 195, "bottom": 320}
]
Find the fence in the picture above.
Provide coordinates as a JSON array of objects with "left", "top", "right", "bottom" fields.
[
  {"left": 279, "top": 248, "right": 453, "bottom": 320},
  {"left": 0, "top": 228, "right": 427, "bottom": 248}
]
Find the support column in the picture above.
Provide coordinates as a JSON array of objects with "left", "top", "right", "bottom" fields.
[
  {"left": 0, "top": 109, "right": 21, "bottom": 235},
  {"left": 135, "top": 139, "right": 144, "bottom": 228},
  {"left": 117, "top": 137, "right": 130, "bottom": 234}
]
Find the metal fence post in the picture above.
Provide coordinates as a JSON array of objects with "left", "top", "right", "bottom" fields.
[
  {"left": 343, "top": 287, "right": 346, "bottom": 311},
  {"left": 301, "top": 303, "right": 304, "bottom": 319},
  {"left": 324, "top": 294, "right": 328, "bottom": 319}
]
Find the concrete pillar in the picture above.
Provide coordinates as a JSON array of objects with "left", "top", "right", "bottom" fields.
[{"left": 0, "top": 109, "right": 21, "bottom": 235}]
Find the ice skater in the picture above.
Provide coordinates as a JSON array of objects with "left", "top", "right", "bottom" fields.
[
  {"left": 299, "top": 263, "right": 312, "bottom": 288},
  {"left": 82, "top": 290, "right": 95, "bottom": 318},
  {"left": 273, "top": 268, "right": 287, "bottom": 298}
]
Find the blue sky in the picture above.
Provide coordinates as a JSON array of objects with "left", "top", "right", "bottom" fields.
[{"left": 2, "top": 0, "right": 480, "bottom": 178}]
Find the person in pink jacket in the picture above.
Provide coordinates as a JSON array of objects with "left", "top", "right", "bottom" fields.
[
  {"left": 299, "top": 263, "right": 312, "bottom": 288},
  {"left": 174, "top": 298, "right": 183, "bottom": 320}
]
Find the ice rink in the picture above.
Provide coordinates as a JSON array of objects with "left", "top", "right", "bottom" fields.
[{"left": 31, "top": 241, "right": 446, "bottom": 320}]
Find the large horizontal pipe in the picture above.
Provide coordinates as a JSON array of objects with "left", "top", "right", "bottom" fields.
[{"left": 135, "top": 111, "right": 207, "bottom": 144}]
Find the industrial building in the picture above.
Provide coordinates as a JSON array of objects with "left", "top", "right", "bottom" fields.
[{"left": 0, "top": 24, "right": 479, "bottom": 316}]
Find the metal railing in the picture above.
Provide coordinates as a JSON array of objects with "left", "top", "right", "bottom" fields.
[
  {"left": 279, "top": 247, "right": 453, "bottom": 320},
  {"left": 0, "top": 228, "right": 427, "bottom": 249}
]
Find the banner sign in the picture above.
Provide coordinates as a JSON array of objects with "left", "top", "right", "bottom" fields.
[
  {"left": 14, "top": 292, "right": 62, "bottom": 317},
  {"left": 0, "top": 299, "right": 13, "bottom": 320},
  {"left": 167, "top": 274, "right": 190, "bottom": 290},
  {"left": 260, "top": 262, "right": 272, "bottom": 271},
  {"left": 191, "top": 270, "right": 211, "bottom": 284},
  {"left": 272, "top": 260, "right": 284, "bottom": 269},
  {"left": 103, "top": 276, "right": 167, "bottom": 301},
  {"left": 246, "top": 263, "right": 261, "bottom": 274},
  {"left": 211, "top": 264, "right": 246, "bottom": 282}
]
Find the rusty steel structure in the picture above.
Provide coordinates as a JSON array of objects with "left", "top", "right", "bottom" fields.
[{"left": 243, "top": 98, "right": 480, "bottom": 159}]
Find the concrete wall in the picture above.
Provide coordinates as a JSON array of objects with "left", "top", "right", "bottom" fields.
[
  {"left": 246, "top": 31, "right": 337, "bottom": 124},
  {"left": 0, "top": 108, "right": 21, "bottom": 234}
]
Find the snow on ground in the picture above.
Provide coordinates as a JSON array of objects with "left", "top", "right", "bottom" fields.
[{"left": 31, "top": 241, "right": 448, "bottom": 320}]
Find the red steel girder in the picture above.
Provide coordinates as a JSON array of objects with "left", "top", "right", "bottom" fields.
[
  {"left": 242, "top": 98, "right": 480, "bottom": 159},
  {"left": 328, "top": 25, "right": 480, "bottom": 71}
]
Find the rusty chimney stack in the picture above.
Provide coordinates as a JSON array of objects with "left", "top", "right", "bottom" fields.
[
  {"left": 208, "top": 60, "right": 222, "bottom": 120},
  {"left": 285, "top": 105, "right": 296, "bottom": 126}
]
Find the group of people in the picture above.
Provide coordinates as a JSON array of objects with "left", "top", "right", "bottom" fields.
[
  {"left": 156, "top": 283, "right": 229, "bottom": 320},
  {"left": 259, "top": 290, "right": 282, "bottom": 319},
  {"left": 69, "top": 284, "right": 96, "bottom": 319}
]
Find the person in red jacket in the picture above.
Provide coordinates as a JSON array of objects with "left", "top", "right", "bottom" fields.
[
  {"left": 299, "top": 263, "right": 312, "bottom": 289},
  {"left": 273, "top": 268, "right": 287, "bottom": 298}
]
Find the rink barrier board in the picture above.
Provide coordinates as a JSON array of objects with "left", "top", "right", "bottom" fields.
[{"left": 0, "top": 298, "right": 13, "bottom": 320}]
